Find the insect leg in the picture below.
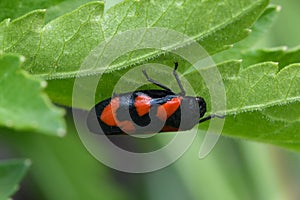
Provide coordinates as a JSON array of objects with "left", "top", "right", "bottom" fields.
[
  {"left": 199, "top": 114, "right": 225, "bottom": 123},
  {"left": 142, "top": 69, "right": 172, "bottom": 91},
  {"left": 173, "top": 62, "right": 186, "bottom": 96}
]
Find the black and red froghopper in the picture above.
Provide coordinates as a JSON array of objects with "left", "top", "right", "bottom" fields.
[{"left": 87, "top": 62, "right": 224, "bottom": 135}]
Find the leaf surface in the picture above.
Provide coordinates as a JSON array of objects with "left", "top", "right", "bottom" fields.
[
  {"left": 0, "top": 0, "right": 269, "bottom": 79},
  {"left": 213, "top": 5, "right": 281, "bottom": 63},
  {"left": 0, "top": 54, "right": 65, "bottom": 135},
  {"left": 239, "top": 47, "right": 300, "bottom": 69},
  {"left": 191, "top": 61, "right": 300, "bottom": 150}
]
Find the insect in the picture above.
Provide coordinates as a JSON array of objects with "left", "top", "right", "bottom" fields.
[{"left": 87, "top": 62, "right": 224, "bottom": 135}]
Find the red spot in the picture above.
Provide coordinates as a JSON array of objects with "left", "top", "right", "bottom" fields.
[
  {"left": 162, "top": 126, "right": 179, "bottom": 132},
  {"left": 118, "top": 121, "right": 135, "bottom": 133},
  {"left": 134, "top": 95, "right": 151, "bottom": 116},
  {"left": 100, "top": 97, "right": 120, "bottom": 126},
  {"left": 157, "top": 97, "right": 181, "bottom": 121},
  {"left": 100, "top": 97, "right": 136, "bottom": 133}
]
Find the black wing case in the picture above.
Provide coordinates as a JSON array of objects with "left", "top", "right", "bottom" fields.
[{"left": 87, "top": 90, "right": 176, "bottom": 135}]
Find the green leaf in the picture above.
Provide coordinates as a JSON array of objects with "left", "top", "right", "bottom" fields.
[
  {"left": 45, "top": 0, "right": 96, "bottom": 23},
  {"left": 191, "top": 61, "right": 300, "bottom": 151},
  {"left": 0, "top": 54, "right": 65, "bottom": 136},
  {"left": 211, "top": 4, "right": 300, "bottom": 70},
  {"left": 220, "top": 102, "right": 300, "bottom": 151},
  {"left": 1, "top": 118, "right": 129, "bottom": 200},
  {"left": 0, "top": 0, "right": 58, "bottom": 21},
  {"left": 184, "top": 60, "right": 299, "bottom": 113},
  {"left": 0, "top": 159, "right": 31, "bottom": 200},
  {"left": 0, "top": 11, "right": 45, "bottom": 64},
  {"left": 213, "top": 5, "right": 281, "bottom": 63},
  {"left": 0, "top": 0, "right": 94, "bottom": 22},
  {"left": 1, "top": 0, "right": 266, "bottom": 107},
  {"left": 238, "top": 46, "right": 300, "bottom": 69},
  {"left": 223, "top": 62, "right": 299, "bottom": 113},
  {"left": 0, "top": 0, "right": 269, "bottom": 80}
]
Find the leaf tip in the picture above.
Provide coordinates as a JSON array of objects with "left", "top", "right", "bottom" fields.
[
  {"left": 5, "top": 18, "right": 11, "bottom": 23},
  {"left": 24, "top": 159, "right": 32, "bottom": 167},
  {"left": 282, "top": 46, "right": 288, "bottom": 51},
  {"left": 40, "top": 81, "right": 48, "bottom": 88},
  {"left": 57, "top": 127, "right": 66, "bottom": 137},
  {"left": 245, "top": 28, "right": 252, "bottom": 33},
  {"left": 276, "top": 5, "right": 282, "bottom": 12},
  {"left": 224, "top": 44, "right": 234, "bottom": 49}
]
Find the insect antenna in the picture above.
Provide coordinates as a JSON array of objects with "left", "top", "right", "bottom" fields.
[
  {"left": 173, "top": 62, "right": 186, "bottom": 96},
  {"left": 142, "top": 69, "right": 172, "bottom": 91}
]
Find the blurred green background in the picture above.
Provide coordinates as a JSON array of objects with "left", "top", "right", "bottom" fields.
[
  {"left": 264, "top": 0, "right": 300, "bottom": 48},
  {"left": 1, "top": 0, "right": 300, "bottom": 199}
]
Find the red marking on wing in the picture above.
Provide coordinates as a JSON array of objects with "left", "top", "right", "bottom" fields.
[
  {"left": 100, "top": 97, "right": 120, "bottom": 126},
  {"left": 100, "top": 97, "right": 136, "bottom": 133},
  {"left": 157, "top": 97, "right": 181, "bottom": 121},
  {"left": 162, "top": 126, "right": 179, "bottom": 132},
  {"left": 118, "top": 120, "right": 135, "bottom": 133},
  {"left": 134, "top": 95, "right": 151, "bottom": 116}
]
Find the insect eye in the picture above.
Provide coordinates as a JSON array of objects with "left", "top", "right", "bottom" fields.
[{"left": 195, "top": 97, "right": 206, "bottom": 117}]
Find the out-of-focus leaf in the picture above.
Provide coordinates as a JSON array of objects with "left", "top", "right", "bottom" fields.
[
  {"left": 0, "top": 54, "right": 65, "bottom": 135},
  {"left": 238, "top": 46, "right": 300, "bottom": 69},
  {"left": 1, "top": 117, "right": 128, "bottom": 200},
  {"left": 213, "top": 5, "right": 280, "bottom": 63},
  {"left": 0, "top": 159, "right": 30, "bottom": 200}
]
